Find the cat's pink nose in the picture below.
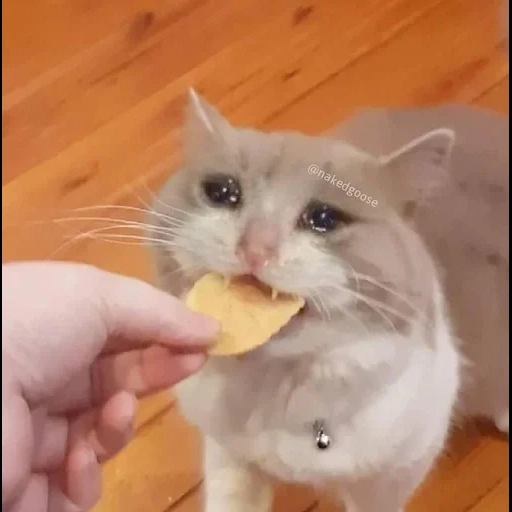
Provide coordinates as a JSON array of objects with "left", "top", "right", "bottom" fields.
[{"left": 237, "top": 219, "right": 279, "bottom": 272}]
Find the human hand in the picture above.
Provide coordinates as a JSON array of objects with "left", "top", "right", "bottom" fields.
[{"left": 2, "top": 261, "right": 218, "bottom": 512}]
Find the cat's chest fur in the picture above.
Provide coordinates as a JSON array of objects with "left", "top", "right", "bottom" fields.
[{"left": 173, "top": 334, "right": 451, "bottom": 484}]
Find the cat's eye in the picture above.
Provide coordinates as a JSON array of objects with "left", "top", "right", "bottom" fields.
[
  {"left": 201, "top": 174, "right": 242, "bottom": 208},
  {"left": 298, "top": 201, "right": 353, "bottom": 234}
]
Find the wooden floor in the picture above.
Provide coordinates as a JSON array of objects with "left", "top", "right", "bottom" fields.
[{"left": 2, "top": 0, "right": 509, "bottom": 510}]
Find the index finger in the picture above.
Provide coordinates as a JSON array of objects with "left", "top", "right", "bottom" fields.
[
  {"left": 95, "top": 269, "right": 219, "bottom": 353},
  {"left": 48, "top": 345, "right": 206, "bottom": 413}
]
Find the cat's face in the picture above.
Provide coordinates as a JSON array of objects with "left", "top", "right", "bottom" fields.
[{"left": 150, "top": 90, "right": 454, "bottom": 354}]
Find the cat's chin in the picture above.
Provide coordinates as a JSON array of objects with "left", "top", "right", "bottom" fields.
[{"left": 255, "top": 312, "right": 323, "bottom": 359}]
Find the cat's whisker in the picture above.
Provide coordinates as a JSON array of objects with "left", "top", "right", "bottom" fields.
[
  {"left": 359, "top": 283, "right": 427, "bottom": 329},
  {"left": 53, "top": 217, "right": 220, "bottom": 254},
  {"left": 353, "top": 272, "right": 426, "bottom": 320},
  {"left": 71, "top": 231, "right": 181, "bottom": 248},
  {"left": 320, "top": 268, "right": 420, "bottom": 318},
  {"left": 142, "top": 210, "right": 188, "bottom": 229},
  {"left": 79, "top": 237, "right": 169, "bottom": 247},
  {"left": 348, "top": 290, "right": 417, "bottom": 332},
  {"left": 308, "top": 294, "right": 328, "bottom": 322},
  {"left": 343, "top": 262, "right": 361, "bottom": 294},
  {"left": 45, "top": 223, "right": 148, "bottom": 259},
  {"left": 331, "top": 302, "right": 371, "bottom": 335},
  {"left": 50, "top": 216, "right": 182, "bottom": 235},
  {"left": 311, "top": 285, "right": 371, "bottom": 333},
  {"left": 71, "top": 204, "right": 157, "bottom": 216},
  {"left": 67, "top": 224, "right": 185, "bottom": 247},
  {"left": 56, "top": 222, "right": 182, "bottom": 248},
  {"left": 129, "top": 187, "right": 196, "bottom": 228},
  {"left": 337, "top": 299, "right": 397, "bottom": 334},
  {"left": 324, "top": 282, "right": 402, "bottom": 334},
  {"left": 130, "top": 186, "right": 159, "bottom": 213},
  {"left": 353, "top": 296, "right": 400, "bottom": 334},
  {"left": 312, "top": 269, "right": 424, "bottom": 329},
  {"left": 312, "top": 289, "right": 331, "bottom": 322},
  {"left": 160, "top": 265, "right": 192, "bottom": 284},
  {"left": 173, "top": 236, "right": 234, "bottom": 258},
  {"left": 71, "top": 204, "right": 186, "bottom": 228},
  {"left": 47, "top": 237, "right": 79, "bottom": 259},
  {"left": 138, "top": 180, "right": 196, "bottom": 219}
]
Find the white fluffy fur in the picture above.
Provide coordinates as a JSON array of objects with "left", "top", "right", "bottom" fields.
[
  {"left": 176, "top": 283, "right": 460, "bottom": 511},
  {"left": 149, "top": 91, "right": 507, "bottom": 511}
]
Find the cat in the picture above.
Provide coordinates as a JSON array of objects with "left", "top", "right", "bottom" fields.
[
  {"left": 334, "top": 105, "right": 509, "bottom": 435},
  {"left": 148, "top": 90, "right": 507, "bottom": 511}
]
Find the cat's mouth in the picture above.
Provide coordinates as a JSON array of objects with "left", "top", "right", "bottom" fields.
[
  {"left": 220, "top": 273, "right": 312, "bottom": 345},
  {"left": 234, "top": 273, "right": 309, "bottom": 317}
]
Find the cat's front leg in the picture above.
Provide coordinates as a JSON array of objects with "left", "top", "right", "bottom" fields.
[
  {"left": 340, "top": 459, "right": 432, "bottom": 512},
  {"left": 203, "top": 436, "right": 273, "bottom": 512}
]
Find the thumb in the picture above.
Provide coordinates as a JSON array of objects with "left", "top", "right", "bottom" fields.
[{"left": 2, "top": 262, "right": 218, "bottom": 404}]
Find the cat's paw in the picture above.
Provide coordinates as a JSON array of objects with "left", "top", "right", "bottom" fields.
[
  {"left": 204, "top": 484, "right": 273, "bottom": 512},
  {"left": 494, "top": 409, "right": 509, "bottom": 435},
  {"left": 206, "top": 500, "right": 271, "bottom": 512}
]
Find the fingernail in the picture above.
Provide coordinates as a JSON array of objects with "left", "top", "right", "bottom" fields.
[
  {"left": 75, "top": 443, "right": 96, "bottom": 469},
  {"left": 67, "top": 443, "right": 101, "bottom": 509},
  {"left": 181, "top": 353, "right": 207, "bottom": 373},
  {"left": 183, "top": 312, "right": 220, "bottom": 341},
  {"left": 195, "top": 314, "right": 220, "bottom": 336},
  {"left": 165, "top": 353, "right": 207, "bottom": 386},
  {"left": 115, "top": 391, "right": 137, "bottom": 426}
]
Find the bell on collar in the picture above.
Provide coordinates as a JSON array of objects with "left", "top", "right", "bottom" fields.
[{"left": 313, "top": 420, "right": 331, "bottom": 450}]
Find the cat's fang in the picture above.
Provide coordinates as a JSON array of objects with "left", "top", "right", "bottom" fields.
[
  {"left": 222, "top": 275, "right": 231, "bottom": 289},
  {"left": 271, "top": 288, "right": 279, "bottom": 301}
]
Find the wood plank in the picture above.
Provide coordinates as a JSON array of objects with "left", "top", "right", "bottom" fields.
[
  {"left": 2, "top": 0, "right": 446, "bottom": 202},
  {"left": 2, "top": 0, "right": 174, "bottom": 95},
  {"left": 2, "top": 0, "right": 293, "bottom": 182},
  {"left": 3, "top": 0, "right": 505, "bottom": 266},
  {"left": 1, "top": 171, "right": 169, "bottom": 284},
  {"left": 308, "top": 423, "right": 508, "bottom": 511},
  {"left": 2, "top": 0, "right": 508, "bottom": 511},
  {"left": 267, "top": 0, "right": 508, "bottom": 133},
  {"left": 97, "top": 418, "right": 508, "bottom": 512},
  {"left": 2, "top": 0, "right": 441, "bottom": 263},
  {"left": 135, "top": 391, "right": 175, "bottom": 431},
  {"left": 273, "top": 485, "right": 317, "bottom": 512},
  {"left": 168, "top": 483, "right": 317, "bottom": 512},
  {"left": 474, "top": 77, "right": 509, "bottom": 112},
  {"left": 410, "top": 437, "right": 509, "bottom": 511},
  {"left": 468, "top": 478, "right": 509, "bottom": 511},
  {"left": 93, "top": 406, "right": 202, "bottom": 512}
]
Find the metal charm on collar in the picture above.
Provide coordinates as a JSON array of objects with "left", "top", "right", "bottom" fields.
[{"left": 313, "top": 420, "right": 331, "bottom": 450}]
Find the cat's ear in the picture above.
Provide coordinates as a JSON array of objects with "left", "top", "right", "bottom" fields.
[
  {"left": 185, "top": 88, "right": 231, "bottom": 151},
  {"left": 379, "top": 128, "right": 455, "bottom": 216}
]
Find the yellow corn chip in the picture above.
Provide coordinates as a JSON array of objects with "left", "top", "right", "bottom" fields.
[{"left": 186, "top": 273, "right": 305, "bottom": 356}]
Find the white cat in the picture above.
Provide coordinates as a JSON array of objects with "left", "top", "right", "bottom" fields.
[
  {"left": 148, "top": 90, "right": 508, "bottom": 511},
  {"left": 335, "top": 104, "right": 509, "bottom": 435}
]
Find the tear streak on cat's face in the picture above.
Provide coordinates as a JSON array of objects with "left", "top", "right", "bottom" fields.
[{"left": 152, "top": 90, "right": 455, "bottom": 332}]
